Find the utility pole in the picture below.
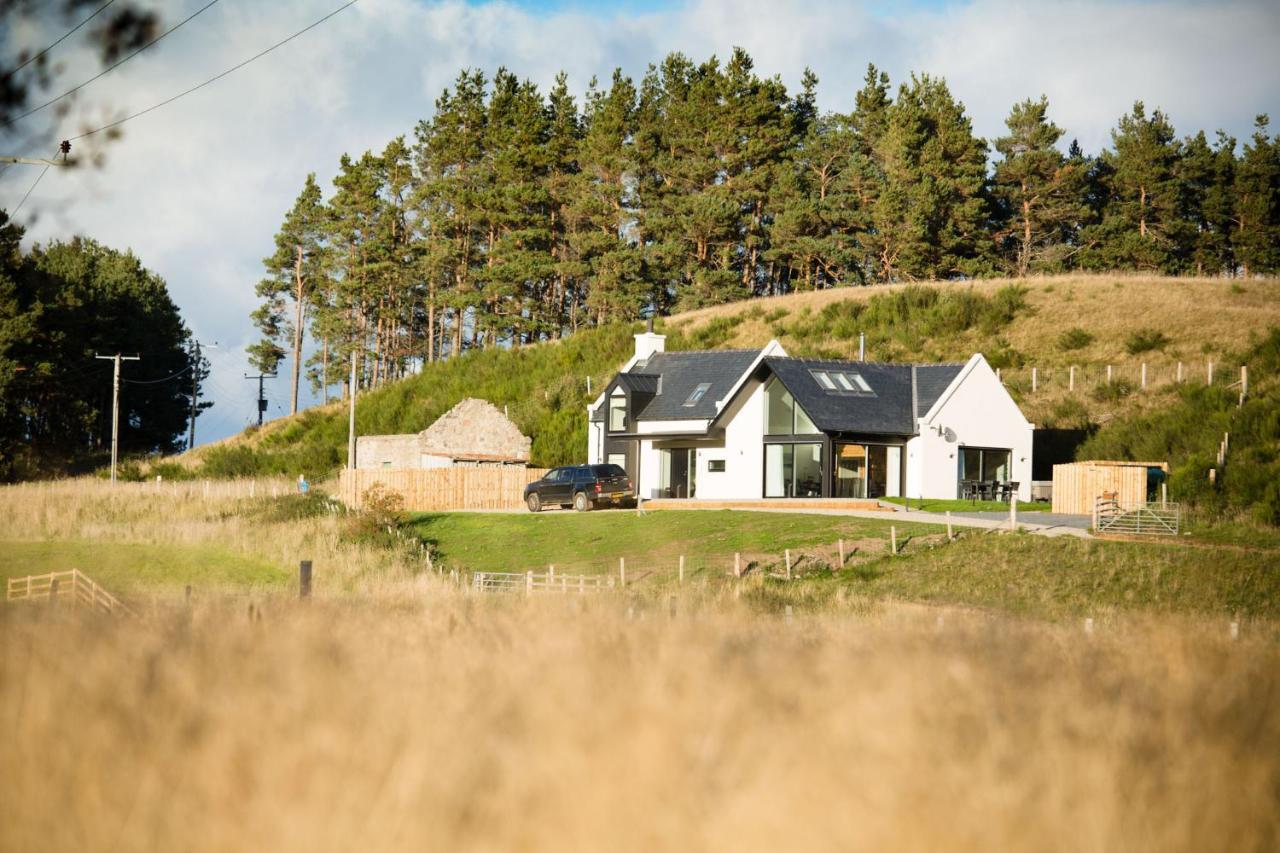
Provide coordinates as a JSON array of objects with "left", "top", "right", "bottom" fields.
[
  {"left": 94, "top": 353, "right": 141, "bottom": 484},
  {"left": 188, "top": 341, "right": 217, "bottom": 451},
  {"left": 347, "top": 350, "right": 358, "bottom": 469},
  {"left": 244, "top": 371, "right": 277, "bottom": 427}
]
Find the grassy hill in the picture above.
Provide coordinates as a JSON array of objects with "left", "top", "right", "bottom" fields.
[{"left": 177, "top": 274, "right": 1279, "bottom": 506}]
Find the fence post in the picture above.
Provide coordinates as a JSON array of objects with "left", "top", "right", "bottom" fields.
[
  {"left": 945, "top": 511, "right": 953, "bottom": 541},
  {"left": 678, "top": 555, "right": 685, "bottom": 585},
  {"left": 1106, "top": 364, "right": 1112, "bottom": 385},
  {"left": 299, "top": 560, "right": 312, "bottom": 599},
  {"left": 890, "top": 526, "right": 897, "bottom": 556},
  {"left": 785, "top": 549, "right": 792, "bottom": 580},
  {"left": 1084, "top": 617, "right": 1094, "bottom": 636},
  {"left": 1207, "top": 360, "right": 1214, "bottom": 384},
  {"left": 549, "top": 565, "right": 555, "bottom": 585},
  {"left": 1031, "top": 366, "right": 1037, "bottom": 393},
  {"left": 1176, "top": 361, "right": 1183, "bottom": 383},
  {"left": 619, "top": 557, "right": 626, "bottom": 588},
  {"left": 734, "top": 552, "right": 741, "bottom": 578},
  {"left": 1069, "top": 365, "right": 1075, "bottom": 391},
  {"left": 1161, "top": 483, "right": 1167, "bottom": 508},
  {"left": 996, "top": 368, "right": 1001, "bottom": 382},
  {"left": 1240, "top": 365, "right": 1248, "bottom": 406},
  {"left": 1009, "top": 497, "right": 1017, "bottom": 530},
  {"left": 1141, "top": 363, "right": 1147, "bottom": 388},
  {"left": 1230, "top": 621, "right": 1239, "bottom": 641}
]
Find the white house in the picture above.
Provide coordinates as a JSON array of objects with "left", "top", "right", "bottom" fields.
[{"left": 586, "top": 330, "right": 1034, "bottom": 502}]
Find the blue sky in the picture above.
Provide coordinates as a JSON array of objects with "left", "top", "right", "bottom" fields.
[{"left": 3, "top": 0, "right": 1277, "bottom": 445}]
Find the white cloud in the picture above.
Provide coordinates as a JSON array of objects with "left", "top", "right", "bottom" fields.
[{"left": 3, "top": 0, "right": 1276, "bottom": 443}]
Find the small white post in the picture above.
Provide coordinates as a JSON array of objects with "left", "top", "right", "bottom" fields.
[
  {"left": 996, "top": 368, "right": 1001, "bottom": 382},
  {"left": 1009, "top": 496, "right": 1017, "bottom": 530},
  {"left": 1207, "top": 360, "right": 1214, "bottom": 384},
  {"left": 1240, "top": 365, "right": 1248, "bottom": 406},
  {"left": 785, "top": 549, "right": 792, "bottom": 580},
  {"left": 1230, "top": 621, "right": 1239, "bottom": 640},
  {"left": 1031, "top": 366, "right": 1038, "bottom": 393},
  {"left": 1161, "top": 483, "right": 1167, "bottom": 508},
  {"left": 526, "top": 570, "right": 533, "bottom": 596},
  {"left": 890, "top": 526, "right": 897, "bottom": 556},
  {"left": 678, "top": 555, "right": 685, "bottom": 585},
  {"left": 619, "top": 557, "right": 626, "bottom": 588},
  {"left": 1084, "top": 617, "right": 1094, "bottom": 636},
  {"left": 838, "top": 538, "right": 845, "bottom": 566},
  {"left": 734, "top": 552, "right": 741, "bottom": 578},
  {"left": 586, "top": 375, "right": 592, "bottom": 394},
  {"left": 1176, "top": 361, "right": 1183, "bottom": 383},
  {"left": 1106, "top": 364, "right": 1112, "bottom": 384},
  {"left": 549, "top": 565, "right": 555, "bottom": 584},
  {"left": 1069, "top": 365, "right": 1075, "bottom": 391},
  {"left": 945, "top": 511, "right": 953, "bottom": 541},
  {"left": 784, "top": 605, "right": 794, "bottom": 625},
  {"left": 1141, "top": 363, "right": 1147, "bottom": 388}
]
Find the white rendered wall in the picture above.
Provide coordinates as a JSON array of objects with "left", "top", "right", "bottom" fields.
[
  {"left": 587, "top": 420, "right": 603, "bottom": 464},
  {"left": 636, "top": 418, "right": 711, "bottom": 435},
  {"left": 914, "top": 356, "right": 1035, "bottom": 501},
  {"left": 695, "top": 378, "right": 766, "bottom": 500}
]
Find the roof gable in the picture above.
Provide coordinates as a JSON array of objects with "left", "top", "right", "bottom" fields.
[
  {"left": 419, "top": 398, "right": 532, "bottom": 461},
  {"left": 627, "top": 350, "right": 761, "bottom": 420}
]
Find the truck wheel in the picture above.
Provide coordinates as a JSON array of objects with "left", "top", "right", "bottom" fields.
[
  {"left": 573, "top": 491, "right": 593, "bottom": 512},
  {"left": 526, "top": 493, "right": 542, "bottom": 513}
]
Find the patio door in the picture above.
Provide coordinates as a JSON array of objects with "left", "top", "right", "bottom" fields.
[{"left": 834, "top": 443, "right": 901, "bottom": 499}]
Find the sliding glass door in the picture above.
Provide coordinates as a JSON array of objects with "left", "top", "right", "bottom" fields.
[
  {"left": 765, "top": 443, "right": 823, "bottom": 498},
  {"left": 834, "top": 443, "right": 901, "bottom": 499}
]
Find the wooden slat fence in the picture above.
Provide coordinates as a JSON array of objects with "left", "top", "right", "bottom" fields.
[
  {"left": 6, "top": 569, "right": 132, "bottom": 615},
  {"left": 339, "top": 466, "right": 549, "bottom": 511}
]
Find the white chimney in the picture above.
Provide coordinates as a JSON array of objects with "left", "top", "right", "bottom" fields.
[{"left": 634, "top": 324, "right": 665, "bottom": 362}]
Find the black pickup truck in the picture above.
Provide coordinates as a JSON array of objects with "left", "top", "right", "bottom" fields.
[{"left": 524, "top": 464, "right": 633, "bottom": 512}]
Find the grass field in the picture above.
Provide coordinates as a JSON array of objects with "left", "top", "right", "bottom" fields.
[
  {"left": 408, "top": 508, "right": 940, "bottom": 575},
  {"left": 3, "top": 598, "right": 1278, "bottom": 852},
  {"left": 2, "top": 479, "right": 1278, "bottom": 850},
  {"left": 880, "top": 496, "right": 1051, "bottom": 513}
]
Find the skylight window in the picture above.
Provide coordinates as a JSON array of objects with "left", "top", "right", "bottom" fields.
[
  {"left": 812, "top": 369, "right": 875, "bottom": 396},
  {"left": 684, "top": 382, "right": 712, "bottom": 407}
]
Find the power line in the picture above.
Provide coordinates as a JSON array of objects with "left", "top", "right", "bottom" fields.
[
  {"left": 1, "top": 0, "right": 224, "bottom": 130},
  {"left": 11, "top": 164, "right": 50, "bottom": 215},
  {"left": 123, "top": 364, "right": 195, "bottom": 385},
  {"left": 69, "top": 0, "right": 362, "bottom": 143},
  {"left": 2, "top": 0, "right": 119, "bottom": 82}
]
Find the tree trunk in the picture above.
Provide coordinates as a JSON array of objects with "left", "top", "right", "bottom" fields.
[
  {"left": 290, "top": 245, "right": 304, "bottom": 416},
  {"left": 321, "top": 338, "right": 329, "bottom": 405}
]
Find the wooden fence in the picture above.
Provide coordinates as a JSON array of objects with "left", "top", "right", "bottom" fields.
[
  {"left": 339, "top": 466, "right": 549, "bottom": 511},
  {"left": 6, "top": 569, "right": 132, "bottom": 615}
]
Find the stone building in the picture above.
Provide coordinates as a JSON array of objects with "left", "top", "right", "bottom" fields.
[{"left": 355, "top": 398, "right": 532, "bottom": 470}]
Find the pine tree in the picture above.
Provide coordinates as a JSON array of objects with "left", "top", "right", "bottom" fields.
[
  {"left": 249, "top": 173, "right": 328, "bottom": 414},
  {"left": 992, "top": 97, "right": 1088, "bottom": 275},
  {"left": 1234, "top": 115, "right": 1280, "bottom": 276},
  {"left": 1092, "top": 102, "right": 1184, "bottom": 271},
  {"left": 1178, "top": 130, "right": 1236, "bottom": 275}
]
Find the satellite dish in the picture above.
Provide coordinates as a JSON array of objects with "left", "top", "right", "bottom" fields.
[{"left": 943, "top": 427, "right": 957, "bottom": 443}]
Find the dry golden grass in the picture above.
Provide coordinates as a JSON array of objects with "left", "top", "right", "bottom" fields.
[
  {"left": 2, "top": 597, "right": 1278, "bottom": 852},
  {"left": 0, "top": 479, "right": 424, "bottom": 596}
]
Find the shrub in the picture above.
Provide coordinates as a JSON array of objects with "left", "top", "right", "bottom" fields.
[
  {"left": 1047, "top": 398, "right": 1092, "bottom": 430},
  {"left": 351, "top": 482, "right": 406, "bottom": 536},
  {"left": 1092, "top": 379, "right": 1135, "bottom": 402},
  {"left": 1057, "top": 327, "right": 1094, "bottom": 351},
  {"left": 1125, "top": 328, "right": 1170, "bottom": 355}
]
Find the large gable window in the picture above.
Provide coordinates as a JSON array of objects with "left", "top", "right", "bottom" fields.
[{"left": 764, "top": 378, "right": 819, "bottom": 436}]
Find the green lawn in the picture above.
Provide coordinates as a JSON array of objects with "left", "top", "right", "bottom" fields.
[
  {"left": 407, "top": 509, "right": 940, "bottom": 575},
  {"left": 750, "top": 533, "right": 1280, "bottom": 620},
  {"left": 0, "top": 540, "right": 289, "bottom": 594},
  {"left": 881, "top": 496, "right": 1052, "bottom": 513}
]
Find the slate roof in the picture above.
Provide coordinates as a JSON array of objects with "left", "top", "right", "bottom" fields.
[
  {"left": 764, "top": 357, "right": 964, "bottom": 436},
  {"left": 627, "top": 350, "right": 761, "bottom": 420},
  {"left": 596, "top": 347, "right": 966, "bottom": 434}
]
